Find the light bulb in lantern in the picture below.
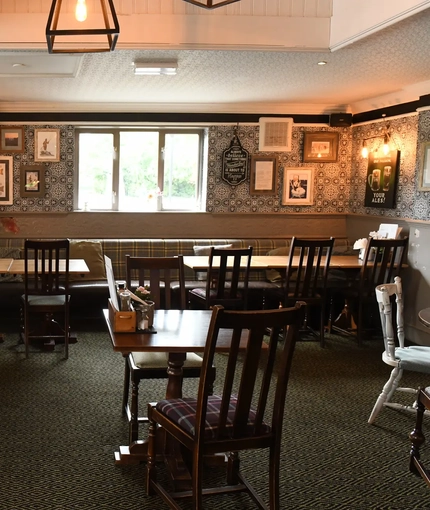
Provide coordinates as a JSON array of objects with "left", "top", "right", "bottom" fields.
[
  {"left": 361, "top": 140, "right": 368, "bottom": 158},
  {"left": 75, "top": 0, "right": 87, "bottom": 22}
]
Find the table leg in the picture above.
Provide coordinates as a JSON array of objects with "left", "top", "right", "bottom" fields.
[{"left": 115, "top": 352, "right": 187, "bottom": 466}]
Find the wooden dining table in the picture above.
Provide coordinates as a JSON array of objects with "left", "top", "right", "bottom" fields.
[
  {"left": 183, "top": 254, "right": 364, "bottom": 271},
  {"left": 104, "top": 308, "right": 250, "bottom": 470},
  {"left": 0, "top": 258, "right": 13, "bottom": 273},
  {"left": 419, "top": 308, "right": 430, "bottom": 328},
  {"left": 8, "top": 258, "right": 90, "bottom": 274}
]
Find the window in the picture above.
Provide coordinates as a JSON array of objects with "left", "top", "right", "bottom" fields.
[{"left": 75, "top": 128, "right": 206, "bottom": 211}]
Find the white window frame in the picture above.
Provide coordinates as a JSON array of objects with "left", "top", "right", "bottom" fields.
[{"left": 74, "top": 127, "right": 206, "bottom": 212}]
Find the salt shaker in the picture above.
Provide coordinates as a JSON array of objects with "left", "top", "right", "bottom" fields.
[{"left": 119, "top": 290, "right": 131, "bottom": 311}]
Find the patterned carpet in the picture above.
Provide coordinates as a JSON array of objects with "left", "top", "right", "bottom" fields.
[{"left": 1, "top": 321, "right": 430, "bottom": 510}]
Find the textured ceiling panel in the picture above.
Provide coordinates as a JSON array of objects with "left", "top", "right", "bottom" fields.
[{"left": 0, "top": 2, "right": 428, "bottom": 114}]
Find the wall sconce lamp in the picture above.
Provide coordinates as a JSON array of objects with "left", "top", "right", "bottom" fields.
[
  {"left": 46, "top": 0, "right": 120, "bottom": 54},
  {"left": 361, "top": 123, "right": 392, "bottom": 158},
  {"left": 183, "top": 0, "right": 240, "bottom": 8}
]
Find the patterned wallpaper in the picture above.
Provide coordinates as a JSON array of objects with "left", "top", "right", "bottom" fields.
[
  {"left": 0, "top": 115, "right": 427, "bottom": 221},
  {"left": 207, "top": 124, "right": 351, "bottom": 213},
  {"left": 0, "top": 125, "right": 74, "bottom": 213},
  {"left": 350, "top": 114, "right": 420, "bottom": 219}
]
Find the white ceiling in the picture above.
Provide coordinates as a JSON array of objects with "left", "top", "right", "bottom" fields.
[{"left": 0, "top": 0, "right": 429, "bottom": 115}]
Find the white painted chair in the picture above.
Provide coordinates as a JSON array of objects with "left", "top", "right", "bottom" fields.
[{"left": 368, "top": 276, "right": 430, "bottom": 424}]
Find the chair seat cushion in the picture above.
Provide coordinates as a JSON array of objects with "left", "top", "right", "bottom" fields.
[
  {"left": 396, "top": 346, "right": 430, "bottom": 372},
  {"left": 26, "top": 295, "right": 68, "bottom": 306},
  {"left": 156, "top": 395, "right": 270, "bottom": 439},
  {"left": 132, "top": 351, "right": 203, "bottom": 369}
]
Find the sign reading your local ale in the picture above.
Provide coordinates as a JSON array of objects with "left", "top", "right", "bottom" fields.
[
  {"left": 222, "top": 133, "right": 249, "bottom": 186},
  {"left": 364, "top": 150, "right": 400, "bottom": 209}
]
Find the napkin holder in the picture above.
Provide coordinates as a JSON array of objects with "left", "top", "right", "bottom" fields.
[{"left": 108, "top": 298, "right": 136, "bottom": 332}]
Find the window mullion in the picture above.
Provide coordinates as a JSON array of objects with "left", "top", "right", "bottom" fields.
[
  {"left": 112, "top": 130, "right": 120, "bottom": 211},
  {"left": 158, "top": 131, "right": 166, "bottom": 194}
]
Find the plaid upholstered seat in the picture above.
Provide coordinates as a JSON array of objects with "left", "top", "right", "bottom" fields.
[{"left": 156, "top": 395, "right": 270, "bottom": 439}]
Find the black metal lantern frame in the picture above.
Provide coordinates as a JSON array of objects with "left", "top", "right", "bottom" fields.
[
  {"left": 46, "top": 0, "right": 120, "bottom": 54},
  {"left": 183, "top": 0, "right": 240, "bottom": 9}
]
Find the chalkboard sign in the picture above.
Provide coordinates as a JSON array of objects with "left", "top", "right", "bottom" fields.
[{"left": 222, "top": 133, "right": 249, "bottom": 186}]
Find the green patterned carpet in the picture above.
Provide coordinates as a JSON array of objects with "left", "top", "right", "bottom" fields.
[{"left": 1, "top": 323, "right": 430, "bottom": 510}]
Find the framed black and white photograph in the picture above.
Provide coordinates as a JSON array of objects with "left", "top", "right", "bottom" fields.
[
  {"left": 282, "top": 167, "right": 314, "bottom": 205},
  {"left": 303, "top": 132, "right": 339, "bottom": 163},
  {"left": 250, "top": 155, "right": 277, "bottom": 194},
  {"left": 0, "top": 156, "right": 14, "bottom": 205},
  {"left": 20, "top": 165, "right": 45, "bottom": 197},
  {"left": 418, "top": 141, "right": 430, "bottom": 191},
  {"left": 1, "top": 127, "right": 24, "bottom": 153},
  {"left": 34, "top": 128, "right": 60, "bottom": 162}
]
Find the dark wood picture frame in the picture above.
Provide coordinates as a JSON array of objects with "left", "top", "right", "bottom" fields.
[
  {"left": 250, "top": 155, "right": 277, "bottom": 194},
  {"left": 1, "top": 127, "right": 24, "bottom": 153},
  {"left": 21, "top": 165, "right": 45, "bottom": 197},
  {"left": 303, "top": 131, "right": 339, "bottom": 163},
  {"left": 0, "top": 156, "right": 14, "bottom": 205}
]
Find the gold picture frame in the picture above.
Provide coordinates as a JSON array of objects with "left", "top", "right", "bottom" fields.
[
  {"left": 282, "top": 167, "right": 314, "bottom": 205},
  {"left": 418, "top": 141, "right": 430, "bottom": 191},
  {"left": 20, "top": 165, "right": 45, "bottom": 198},
  {"left": 34, "top": 128, "right": 60, "bottom": 162},
  {"left": 303, "top": 131, "right": 339, "bottom": 163},
  {"left": 1, "top": 127, "right": 24, "bottom": 153},
  {"left": 250, "top": 155, "right": 277, "bottom": 194}
]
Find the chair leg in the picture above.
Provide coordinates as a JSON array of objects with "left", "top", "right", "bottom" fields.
[
  {"left": 122, "top": 356, "right": 131, "bottom": 415},
  {"left": 357, "top": 300, "right": 363, "bottom": 347},
  {"left": 269, "top": 444, "right": 280, "bottom": 510},
  {"left": 146, "top": 410, "right": 157, "bottom": 496},
  {"left": 129, "top": 373, "right": 140, "bottom": 443},
  {"left": 368, "top": 367, "right": 402, "bottom": 424},
  {"left": 192, "top": 450, "right": 204, "bottom": 510},
  {"left": 320, "top": 305, "right": 325, "bottom": 348},
  {"left": 226, "top": 451, "right": 240, "bottom": 484}
]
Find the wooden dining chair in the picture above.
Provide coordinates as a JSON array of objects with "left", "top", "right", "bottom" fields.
[
  {"left": 278, "top": 237, "right": 335, "bottom": 347},
  {"left": 123, "top": 254, "right": 216, "bottom": 444},
  {"left": 146, "top": 301, "right": 306, "bottom": 510},
  {"left": 343, "top": 236, "right": 409, "bottom": 346},
  {"left": 188, "top": 246, "right": 253, "bottom": 310},
  {"left": 21, "top": 238, "right": 71, "bottom": 359}
]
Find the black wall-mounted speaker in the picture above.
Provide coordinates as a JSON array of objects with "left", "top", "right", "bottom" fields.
[{"left": 329, "top": 113, "right": 353, "bottom": 127}]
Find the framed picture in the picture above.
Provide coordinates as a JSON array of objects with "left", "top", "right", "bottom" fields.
[
  {"left": 0, "top": 156, "right": 14, "bottom": 205},
  {"left": 250, "top": 155, "right": 277, "bottom": 194},
  {"left": 303, "top": 131, "right": 339, "bottom": 162},
  {"left": 364, "top": 150, "right": 400, "bottom": 209},
  {"left": 418, "top": 141, "right": 430, "bottom": 191},
  {"left": 1, "top": 127, "right": 24, "bottom": 152},
  {"left": 258, "top": 117, "right": 293, "bottom": 152},
  {"left": 34, "top": 128, "right": 60, "bottom": 162},
  {"left": 20, "top": 165, "right": 45, "bottom": 198},
  {"left": 282, "top": 167, "right": 314, "bottom": 205}
]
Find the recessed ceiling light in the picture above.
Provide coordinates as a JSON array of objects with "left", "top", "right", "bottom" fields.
[
  {"left": 317, "top": 61, "right": 327, "bottom": 66},
  {"left": 132, "top": 61, "right": 178, "bottom": 76}
]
